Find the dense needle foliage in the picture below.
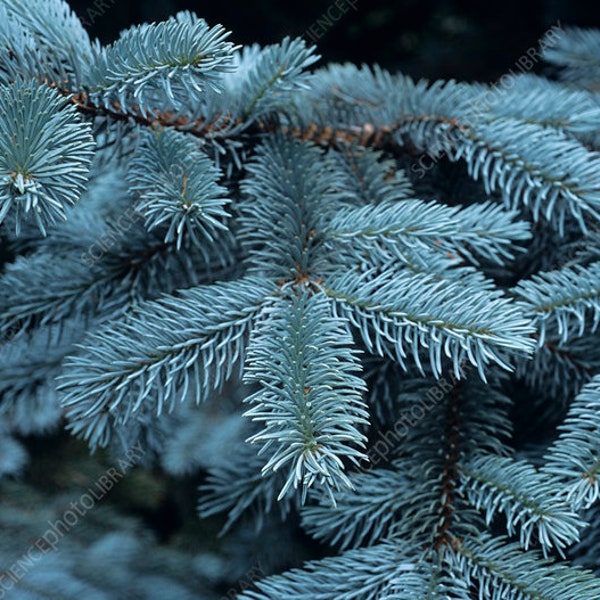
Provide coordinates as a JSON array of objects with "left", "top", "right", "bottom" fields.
[{"left": 1, "top": 2, "right": 600, "bottom": 598}]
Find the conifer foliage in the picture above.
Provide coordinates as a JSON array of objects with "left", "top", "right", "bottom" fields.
[{"left": 0, "top": 1, "right": 600, "bottom": 597}]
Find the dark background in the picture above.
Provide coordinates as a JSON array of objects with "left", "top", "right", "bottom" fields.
[{"left": 70, "top": 0, "right": 600, "bottom": 82}]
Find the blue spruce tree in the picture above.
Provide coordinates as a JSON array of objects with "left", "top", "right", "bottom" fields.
[{"left": 1, "top": 1, "right": 600, "bottom": 597}]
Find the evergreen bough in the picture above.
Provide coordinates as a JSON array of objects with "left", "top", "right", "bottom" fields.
[{"left": 1, "top": 2, "right": 600, "bottom": 598}]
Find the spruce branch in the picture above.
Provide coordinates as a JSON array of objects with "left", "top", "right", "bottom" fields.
[
  {"left": 0, "top": 80, "right": 94, "bottom": 235},
  {"left": 243, "top": 291, "right": 369, "bottom": 504}
]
